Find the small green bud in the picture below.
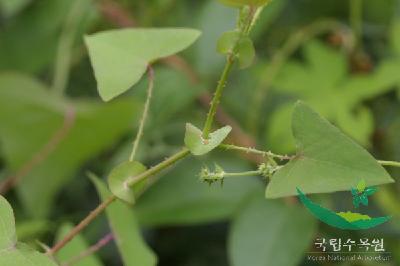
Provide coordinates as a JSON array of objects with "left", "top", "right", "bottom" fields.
[
  {"left": 199, "top": 164, "right": 225, "bottom": 185},
  {"left": 258, "top": 163, "right": 281, "bottom": 179}
]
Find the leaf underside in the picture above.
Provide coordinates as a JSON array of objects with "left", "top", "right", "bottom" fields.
[
  {"left": 108, "top": 161, "right": 148, "bottom": 204},
  {"left": 184, "top": 123, "right": 232, "bottom": 156}
]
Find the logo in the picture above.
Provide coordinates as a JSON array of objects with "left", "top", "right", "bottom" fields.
[{"left": 297, "top": 179, "right": 391, "bottom": 230}]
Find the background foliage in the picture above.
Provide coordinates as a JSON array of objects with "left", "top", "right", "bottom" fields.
[{"left": 0, "top": 0, "right": 399, "bottom": 265}]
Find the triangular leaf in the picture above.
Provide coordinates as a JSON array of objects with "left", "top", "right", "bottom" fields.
[
  {"left": 85, "top": 28, "right": 201, "bottom": 101},
  {"left": 0, "top": 196, "right": 57, "bottom": 266},
  {"left": 90, "top": 175, "right": 157, "bottom": 266},
  {"left": 265, "top": 102, "right": 394, "bottom": 198},
  {"left": 184, "top": 123, "right": 231, "bottom": 155},
  {"left": 108, "top": 161, "right": 147, "bottom": 204}
]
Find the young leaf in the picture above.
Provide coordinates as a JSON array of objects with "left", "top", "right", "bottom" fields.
[
  {"left": 218, "top": 0, "right": 270, "bottom": 8},
  {"left": 228, "top": 194, "right": 316, "bottom": 266},
  {"left": 184, "top": 123, "right": 232, "bottom": 155},
  {"left": 56, "top": 223, "right": 103, "bottom": 266},
  {"left": 236, "top": 37, "right": 255, "bottom": 68},
  {"left": 0, "top": 196, "right": 57, "bottom": 266},
  {"left": 90, "top": 175, "right": 157, "bottom": 266},
  {"left": 85, "top": 28, "right": 201, "bottom": 101},
  {"left": 108, "top": 161, "right": 147, "bottom": 204},
  {"left": 217, "top": 30, "right": 241, "bottom": 55},
  {"left": 265, "top": 102, "right": 394, "bottom": 198}
]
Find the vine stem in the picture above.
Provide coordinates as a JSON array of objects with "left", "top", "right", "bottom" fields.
[
  {"left": 52, "top": 0, "right": 90, "bottom": 96},
  {"left": 61, "top": 233, "right": 114, "bottom": 266},
  {"left": 202, "top": 6, "right": 261, "bottom": 139},
  {"left": 48, "top": 148, "right": 190, "bottom": 256},
  {"left": 47, "top": 196, "right": 116, "bottom": 256},
  {"left": 219, "top": 144, "right": 293, "bottom": 160},
  {"left": 378, "top": 160, "right": 400, "bottom": 168},
  {"left": 0, "top": 106, "right": 76, "bottom": 195},
  {"left": 126, "top": 148, "right": 190, "bottom": 186},
  {"left": 202, "top": 56, "right": 235, "bottom": 139},
  {"left": 129, "top": 66, "right": 155, "bottom": 161},
  {"left": 350, "top": 0, "right": 363, "bottom": 50},
  {"left": 223, "top": 170, "right": 261, "bottom": 177}
]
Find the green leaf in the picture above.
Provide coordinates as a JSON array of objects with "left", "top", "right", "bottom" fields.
[
  {"left": 392, "top": 19, "right": 400, "bottom": 56},
  {"left": 265, "top": 102, "right": 394, "bottom": 198},
  {"left": 90, "top": 175, "right": 157, "bottom": 266},
  {"left": 356, "top": 179, "right": 366, "bottom": 193},
  {"left": 16, "top": 220, "right": 51, "bottom": 241},
  {"left": 135, "top": 155, "right": 262, "bottom": 227},
  {"left": 0, "top": 0, "right": 30, "bottom": 17},
  {"left": 184, "top": 123, "right": 232, "bottom": 155},
  {"left": 0, "top": 0, "right": 94, "bottom": 73},
  {"left": 268, "top": 40, "right": 400, "bottom": 153},
  {"left": 108, "top": 161, "right": 147, "bottom": 204},
  {"left": 217, "top": 30, "right": 241, "bottom": 55},
  {"left": 228, "top": 194, "right": 316, "bottom": 266},
  {"left": 0, "top": 196, "right": 57, "bottom": 266},
  {"left": 236, "top": 37, "right": 255, "bottom": 69},
  {"left": 0, "top": 73, "right": 142, "bottom": 218},
  {"left": 0, "top": 195, "right": 16, "bottom": 249},
  {"left": 56, "top": 223, "right": 103, "bottom": 266},
  {"left": 85, "top": 28, "right": 201, "bottom": 101},
  {"left": 218, "top": 0, "right": 271, "bottom": 7}
]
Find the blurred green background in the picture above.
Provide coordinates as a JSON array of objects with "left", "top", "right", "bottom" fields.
[{"left": 0, "top": 0, "right": 399, "bottom": 265}]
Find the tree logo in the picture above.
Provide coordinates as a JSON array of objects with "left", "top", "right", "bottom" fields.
[{"left": 297, "top": 179, "right": 391, "bottom": 230}]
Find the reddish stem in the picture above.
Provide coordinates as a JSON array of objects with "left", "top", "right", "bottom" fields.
[
  {"left": 61, "top": 233, "right": 114, "bottom": 266},
  {"left": 0, "top": 106, "right": 76, "bottom": 195}
]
